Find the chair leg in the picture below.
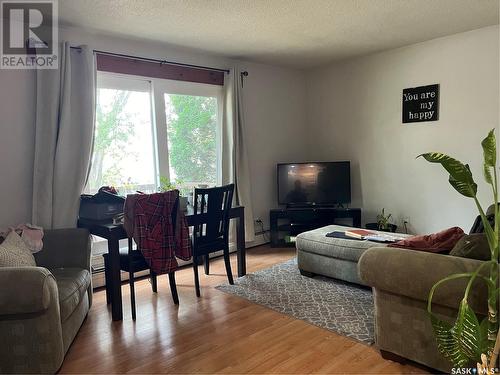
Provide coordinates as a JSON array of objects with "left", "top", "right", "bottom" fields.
[
  {"left": 168, "top": 272, "right": 179, "bottom": 305},
  {"left": 193, "top": 256, "right": 201, "bottom": 297},
  {"left": 104, "top": 256, "right": 111, "bottom": 305},
  {"left": 223, "top": 247, "right": 234, "bottom": 285},
  {"left": 204, "top": 255, "right": 210, "bottom": 275},
  {"left": 151, "top": 270, "right": 158, "bottom": 293},
  {"left": 129, "top": 271, "right": 136, "bottom": 321}
]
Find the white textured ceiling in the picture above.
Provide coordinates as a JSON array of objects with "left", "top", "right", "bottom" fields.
[{"left": 59, "top": 0, "right": 499, "bottom": 69}]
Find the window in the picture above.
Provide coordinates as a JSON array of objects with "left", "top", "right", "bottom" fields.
[
  {"left": 86, "top": 72, "right": 223, "bottom": 195},
  {"left": 87, "top": 73, "right": 223, "bottom": 262},
  {"left": 164, "top": 94, "right": 218, "bottom": 188},
  {"left": 87, "top": 75, "right": 156, "bottom": 195}
]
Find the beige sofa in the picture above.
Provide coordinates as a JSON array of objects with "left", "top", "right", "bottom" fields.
[
  {"left": 359, "top": 246, "right": 488, "bottom": 373},
  {"left": 0, "top": 228, "right": 92, "bottom": 374}
]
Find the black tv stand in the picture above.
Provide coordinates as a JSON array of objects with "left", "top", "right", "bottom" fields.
[
  {"left": 270, "top": 207, "right": 361, "bottom": 247},
  {"left": 285, "top": 202, "right": 349, "bottom": 209}
]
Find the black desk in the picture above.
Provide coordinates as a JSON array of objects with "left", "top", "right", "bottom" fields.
[{"left": 78, "top": 206, "right": 245, "bottom": 321}]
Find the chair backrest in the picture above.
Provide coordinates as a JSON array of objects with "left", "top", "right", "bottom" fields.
[
  {"left": 470, "top": 203, "right": 498, "bottom": 234},
  {"left": 128, "top": 191, "right": 180, "bottom": 254},
  {"left": 171, "top": 193, "right": 179, "bottom": 229},
  {"left": 193, "top": 184, "right": 234, "bottom": 244}
]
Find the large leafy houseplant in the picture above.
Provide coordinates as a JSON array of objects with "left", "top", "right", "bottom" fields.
[{"left": 419, "top": 129, "right": 499, "bottom": 371}]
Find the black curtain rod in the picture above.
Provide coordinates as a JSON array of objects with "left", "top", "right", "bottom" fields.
[{"left": 70, "top": 46, "right": 230, "bottom": 74}]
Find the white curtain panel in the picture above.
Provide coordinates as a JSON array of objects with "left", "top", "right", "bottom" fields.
[
  {"left": 32, "top": 42, "right": 95, "bottom": 229},
  {"left": 222, "top": 68, "right": 255, "bottom": 242}
]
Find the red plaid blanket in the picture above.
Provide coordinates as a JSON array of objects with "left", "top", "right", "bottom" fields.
[{"left": 124, "top": 191, "right": 192, "bottom": 274}]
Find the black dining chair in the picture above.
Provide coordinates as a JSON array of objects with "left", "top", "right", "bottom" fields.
[
  {"left": 103, "top": 194, "right": 179, "bottom": 320},
  {"left": 192, "top": 184, "right": 235, "bottom": 297}
]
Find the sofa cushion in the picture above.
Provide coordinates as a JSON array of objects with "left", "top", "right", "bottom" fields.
[
  {"left": 0, "top": 231, "right": 36, "bottom": 267},
  {"left": 449, "top": 233, "right": 490, "bottom": 261},
  {"left": 296, "top": 225, "right": 411, "bottom": 262},
  {"left": 51, "top": 268, "right": 90, "bottom": 323}
]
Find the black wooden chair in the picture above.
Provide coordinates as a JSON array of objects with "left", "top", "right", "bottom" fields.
[
  {"left": 103, "top": 195, "right": 179, "bottom": 320},
  {"left": 192, "top": 184, "right": 235, "bottom": 297}
]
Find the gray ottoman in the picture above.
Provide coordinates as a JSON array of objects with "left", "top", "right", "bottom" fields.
[{"left": 296, "top": 225, "right": 411, "bottom": 285}]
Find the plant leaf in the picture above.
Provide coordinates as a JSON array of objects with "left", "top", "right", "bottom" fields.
[
  {"left": 418, "top": 153, "right": 477, "bottom": 198},
  {"left": 481, "top": 129, "right": 496, "bottom": 168},
  {"left": 479, "top": 317, "right": 494, "bottom": 357},
  {"left": 454, "top": 300, "right": 482, "bottom": 361},
  {"left": 418, "top": 153, "right": 472, "bottom": 182},
  {"left": 483, "top": 164, "right": 493, "bottom": 184},
  {"left": 481, "top": 129, "right": 496, "bottom": 185},
  {"left": 449, "top": 174, "right": 478, "bottom": 198},
  {"left": 430, "top": 314, "right": 470, "bottom": 367},
  {"left": 429, "top": 301, "right": 483, "bottom": 366}
]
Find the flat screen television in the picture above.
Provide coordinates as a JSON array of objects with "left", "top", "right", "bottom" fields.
[{"left": 277, "top": 162, "right": 351, "bottom": 206}]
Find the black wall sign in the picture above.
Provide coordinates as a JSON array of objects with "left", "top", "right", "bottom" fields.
[{"left": 402, "top": 84, "right": 439, "bottom": 123}]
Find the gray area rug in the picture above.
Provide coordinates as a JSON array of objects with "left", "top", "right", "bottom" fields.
[{"left": 215, "top": 258, "right": 374, "bottom": 344}]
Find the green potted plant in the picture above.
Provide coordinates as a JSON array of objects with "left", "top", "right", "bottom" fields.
[
  {"left": 420, "top": 129, "right": 499, "bottom": 372},
  {"left": 366, "top": 208, "right": 397, "bottom": 232},
  {"left": 159, "top": 177, "right": 189, "bottom": 211}
]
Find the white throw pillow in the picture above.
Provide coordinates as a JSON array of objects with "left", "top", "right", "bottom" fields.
[{"left": 0, "top": 231, "right": 36, "bottom": 267}]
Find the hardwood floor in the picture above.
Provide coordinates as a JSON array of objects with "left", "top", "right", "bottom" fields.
[{"left": 60, "top": 245, "right": 427, "bottom": 374}]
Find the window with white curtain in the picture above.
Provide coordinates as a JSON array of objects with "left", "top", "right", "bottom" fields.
[
  {"left": 86, "top": 72, "right": 223, "bottom": 195},
  {"left": 86, "top": 72, "right": 223, "bottom": 276}
]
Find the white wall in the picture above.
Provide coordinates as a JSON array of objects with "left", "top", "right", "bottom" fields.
[
  {"left": 2, "top": 24, "right": 498, "bottom": 237},
  {"left": 242, "top": 64, "right": 308, "bottom": 227},
  {"left": 0, "top": 26, "right": 308, "bottom": 233},
  {"left": 306, "top": 26, "right": 499, "bottom": 234}
]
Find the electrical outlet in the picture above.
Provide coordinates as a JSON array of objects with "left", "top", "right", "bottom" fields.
[{"left": 401, "top": 217, "right": 411, "bottom": 234}]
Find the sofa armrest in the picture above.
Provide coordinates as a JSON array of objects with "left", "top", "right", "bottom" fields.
[
  {"left": 0, "top": 267, "right": 58, "bottom": 316},
  {"left": 34, "top": 228, "right": 91, "bottom": 271},
  {"left": 358, "top": 247, "right": 489, "bottom": 313}
]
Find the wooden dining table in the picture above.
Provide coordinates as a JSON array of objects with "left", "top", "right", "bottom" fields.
[{"left": 78, "top": 205, "right": 245, "bottom": 321}]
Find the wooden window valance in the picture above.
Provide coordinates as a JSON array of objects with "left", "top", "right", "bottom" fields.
[{"left": 96, "top": 53, "right": 225, "bottom": 86}]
